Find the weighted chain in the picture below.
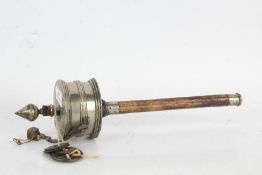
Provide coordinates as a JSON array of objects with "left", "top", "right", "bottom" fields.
[{"left": 13, "top": 127, "right": 58, "bottom": 145}]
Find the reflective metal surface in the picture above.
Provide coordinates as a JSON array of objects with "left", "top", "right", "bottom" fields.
[
  {"left": 53, "top": 78, "right": 102, "bottom": 140},
  {"left": 228, "top": 93, "right": 242, "bottom": 106},
  {"left": 104, "top": 101, "right": 120, "bottom": 115},
  {"left": 15, "top": 104, "right": 39, "bottom": 121}
]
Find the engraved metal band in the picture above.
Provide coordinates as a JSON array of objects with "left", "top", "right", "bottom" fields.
[{"left": 105, "top": 101, "right": 120, "bottom": 115}]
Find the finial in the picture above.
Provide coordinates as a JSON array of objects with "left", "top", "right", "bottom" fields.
[{"left": 15, "top": 104, "right": 54, "bottom": 121}]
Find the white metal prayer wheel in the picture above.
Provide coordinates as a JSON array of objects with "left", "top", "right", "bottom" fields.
[{"left": 15, "top": 78, "right": 242, "bottom": 141}]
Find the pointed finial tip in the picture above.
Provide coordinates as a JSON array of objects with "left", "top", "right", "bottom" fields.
[{"left": 15, "top": 104, "right": 39, "bottom": 121}]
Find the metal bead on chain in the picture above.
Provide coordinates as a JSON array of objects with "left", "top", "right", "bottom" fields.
[{"left": 13, "top": 127, "right": 57, "bottom": 145}]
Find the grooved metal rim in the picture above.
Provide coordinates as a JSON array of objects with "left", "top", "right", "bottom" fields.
[
  {"left": 54, "top": 80, "right": 72, "bottom": 139},
  {"left": 89, "top": 78, "right": 102, "bottom": 138}
]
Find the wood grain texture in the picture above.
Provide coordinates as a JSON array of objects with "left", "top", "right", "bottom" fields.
[{"left": 118, "top": 95, "right": 230, "bottom": 114}]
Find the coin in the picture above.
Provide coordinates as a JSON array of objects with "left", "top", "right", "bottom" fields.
[
  {"left": 51, "top": 147, "right": 75, "bottom": 156},
  {"left": 44, "top": 142, "right": 70, "bottom": 153},
  {"left": 50, "top": 147, "right": 83, "bottom": 162}
]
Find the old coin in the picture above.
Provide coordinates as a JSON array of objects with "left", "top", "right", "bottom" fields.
[
  {"left": 50, "top": 147, "right": 83, "bottom": 162},
  {"left": 44, "top": 142, "right": 70, "bottom": 153}
]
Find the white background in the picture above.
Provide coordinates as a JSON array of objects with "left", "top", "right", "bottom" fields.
[{"left": 0, "top": 0, "right": 262, "bottom": 174}]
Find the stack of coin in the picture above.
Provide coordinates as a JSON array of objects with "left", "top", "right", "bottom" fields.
[{"left": 44, "top": 143, "right": 83, "bottom": 162}]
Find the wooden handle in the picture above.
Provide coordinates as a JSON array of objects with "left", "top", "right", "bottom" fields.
[{"left": 103, "top": 93, "right": 241, "bottom": 116}]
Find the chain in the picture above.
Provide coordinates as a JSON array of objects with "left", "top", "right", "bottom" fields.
[{"left": 13, "top": 127, "right": 58, "bottom": 145}]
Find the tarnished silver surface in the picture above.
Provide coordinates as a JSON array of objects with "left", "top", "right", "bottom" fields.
[
  {"left": 15, "top": 104, "right": 39, "bottom": 121},
  {"left": 105, "top": 101, "right": 120, "bottom": 115},
  {"left": 54, "top": 78, "right": 102, "bottom": 140},
  {"left": 228, "top": 93, "right": 242, "bottom": 106},
  {"left": 15, "top": 104, "right": 54, "bottom": 121},
  {"left": 14, "top": 78, "right": 242, "bottom": 142}
]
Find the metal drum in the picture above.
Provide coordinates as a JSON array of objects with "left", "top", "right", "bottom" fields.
[{"left": 53, "top": 78, "right": 102, "bottom": 140}]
